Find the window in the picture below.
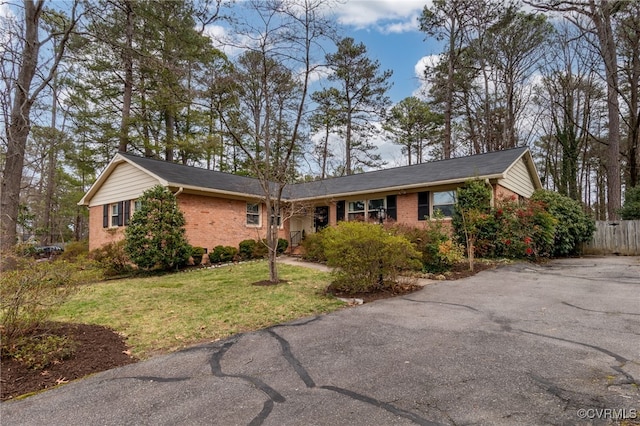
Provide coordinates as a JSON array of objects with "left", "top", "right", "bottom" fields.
[
  {"left": 433, "top": 191, "right": 456, "bottom": 217},
  {"left": 348, "top": 200, "right": 365, "bottom": 221},
  {"left": 103, "top": 201, "right": 129, "bottom": 228},
  {"left": 336, "top": 200, "right": 345, "bottom": 222},
  {"left": 386, "top": 195, "right": 397, "bottom": 221},
  {"left": 111, "top": 203, "right": 120, "bottom": 227},
  {"left": 270, "top": 207, "right": 282, "bottom": 227},
  {"left": 368, "top": 198, "right": 385, "bottom": 220},
  {"left": 347, "top": 199, "right": 386, "bottom": 221},
  {"left": 418, "top": 191, "right": 430, "bottom": 221},
  {"left": 246, "top": 203, "right": 260, "bottom": 226}
]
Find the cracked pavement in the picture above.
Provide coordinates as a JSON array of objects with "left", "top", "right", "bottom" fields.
[{"left": 2, "top": 256, "right": 639, "bottom": 425}]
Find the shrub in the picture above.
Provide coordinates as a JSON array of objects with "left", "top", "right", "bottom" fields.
[
  {"left": 388, "top": 220, "right": 460, "bottom": 273},
  {"left": 323, "top": 221, "right": 422, "bottom": 294},
  {"left": 6, "top": 334, "right": 76, "bottom": 370},
  {"left": 436, "top": 239, "right": 465, "bottom": 265},
  {"left": 89, "top": 240, "right": 132, "bottom": 277},
  {"left": 253, "top": 240, "right": 269, "bottom": 258},
  {"left": 59, "top": 240, "right": 89, "bottom": 261},
  {"left": 0, "top": 261, "right": 79, "bottom": 346},
  {"left": 277, "top": 238, "right": 289, "bottom": 254},
  {"left": 239, "top": 239, "right": 258, "bottom": 260},
  {"left": 190, "top": 246, "right": 206, "bottom": 265},
  {"left": 619, "top": 186, "right": 640, "bottom": 219},
  {"left": 530, "top": 190, "right": 595, "bottom": 256},
  {"left": 300, "top": 231, "right": 327, "bottom": 262},
  {"left": 125, "top": 185, "right": 191, "bottom": 271},
  {"left": 209, "top": 245, "right": 238, "bottom": 263},
  {"left": 492, "top": 197, "right": 557, "bottom": 259},
  {"left": 453, "top": 180, "right": 493, "bottom": 270}
]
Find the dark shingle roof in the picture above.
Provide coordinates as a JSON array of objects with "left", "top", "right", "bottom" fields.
[
  {"left": 285, "top": 147, "right": 529, "bottom": 199},
  {"left": 119, "top": 147, "right": 529, "bottom": 200},
  {"left": 120, "top": 153, "right": 266, "bottom": 197}
]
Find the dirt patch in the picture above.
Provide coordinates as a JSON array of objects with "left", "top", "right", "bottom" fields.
[
  {"left": 1, "top": 323, "right": 136, "bottom": 401},
  {"left": 252, "top": 279, "right": 289, "bottom": 286},
  {"left": 440, "top": 260, "right": 498, "bottom": 280},
  {"left": 329, "top": 282, "right": 423, "bottom": 303}
]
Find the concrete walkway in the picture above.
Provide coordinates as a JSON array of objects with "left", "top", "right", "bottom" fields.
[{"left": 2, "top": 256, "right": 639, "bottom": 425}]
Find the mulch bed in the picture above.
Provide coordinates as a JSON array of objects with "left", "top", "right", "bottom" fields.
[
  {"left": 1, "top": 323, "right": 136, "bottom": 401},
  {"left": 1, "top": 261, "right": 499, "bottom": 401}
]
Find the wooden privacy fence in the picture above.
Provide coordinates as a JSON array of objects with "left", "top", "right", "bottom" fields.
[{"left": 582, "top": 220, "right": 640, "bottom": 256}]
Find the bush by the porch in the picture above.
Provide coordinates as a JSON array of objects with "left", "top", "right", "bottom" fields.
[{"left": 322, "top": 221, "right": 422, "bottom": 294}]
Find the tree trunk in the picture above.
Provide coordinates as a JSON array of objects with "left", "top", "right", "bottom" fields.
[
  {"left": 1, "top": 1, "right": 44, "bottom": 250},
  {"left": 444, "top": 18, "right": 456, "bottom": 159},
  {"left": 593, "top": 1, "right": 621, "bottom": 219},
  {"left": 119, "top": 0, "right": 134, "bottom": 153}
]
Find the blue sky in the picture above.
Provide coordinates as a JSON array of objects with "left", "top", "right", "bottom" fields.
[
  {"left": 329, "top": 0, "right": 440, "bottom": 103},
  {"left": 208, "top": 0, "right": 442, "bottom": 168},
  {"left": 210, "top": 0, "right": 441, "bottom": 105}
]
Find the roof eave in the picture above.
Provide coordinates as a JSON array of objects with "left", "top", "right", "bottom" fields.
[{"left": 169, "top": 184, "right": 266, "bottom": 200}]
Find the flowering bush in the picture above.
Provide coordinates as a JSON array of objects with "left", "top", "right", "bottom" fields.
[{"left": 492, "top": 197, "right": 556, "bottom": 259}]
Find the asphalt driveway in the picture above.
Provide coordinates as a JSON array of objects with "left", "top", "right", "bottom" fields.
[{"left": 2, "top": 256, "right": 639, "bottom": 425}]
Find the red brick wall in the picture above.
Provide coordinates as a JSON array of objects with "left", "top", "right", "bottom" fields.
[
  {"left": 88, "top": 193, "right": 289, "bottom": 252},
  {"left": 396, "top": 193, "right": 417, "bottom": 225},
  {"left": 88, "top": 206, "right": 126, "bottom": 251},
  {"left": 494, "top": 184, "right": 520, "bottom": 203}
]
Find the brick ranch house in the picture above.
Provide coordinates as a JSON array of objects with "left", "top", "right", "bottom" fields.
[{"left": 79, "top": 147, "right": 542, "bottom": 254}]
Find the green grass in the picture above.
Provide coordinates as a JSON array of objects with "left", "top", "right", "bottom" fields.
[{"left": 53, "top": 261, "right": 344, "bottom": 358}]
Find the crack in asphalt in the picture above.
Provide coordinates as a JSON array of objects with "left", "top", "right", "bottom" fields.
[
  {"left": 517, "top": 329, "right": 629, "bottom": 364},
  {"left": 518, "top": 329, "right": 639, "bottom": 390},
  {"left": 561, "top": 301, "right": 640, "bottom": 316},
  {"left": 266, "top": 328, "right": 442, "bottom": 425},
  {"left": 209, "top": 327, "right": 443, "bottom": 426},
  {"left": 401, "top": 298, "right": 480, "bottom": 312},
  {"left": 320, "top": 385, "right": 442, "bottom": 426},
  {"left": 208, "top": 339, "right": 285, "bottom": 426},
  {"left": 403, "top": 296, "right": 640, "bottom": 394},
  {"left": 127, "top": 376, "right": 191, "bottom": 383},
  {"left": 266, "top": 329, "right": 316, "bottom": 388},
  {"left": 528, "top": 373, "right": 606, "bottom": 411},
  {"left": 508, "top": 263, "right": 640, "bottom": 284}
]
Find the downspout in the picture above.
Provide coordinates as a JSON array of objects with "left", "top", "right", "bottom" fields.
[
  {"left": 174, "top": 187, "right": 184, "bottom": 197},
  {"left": 485, "top": 178, "right": 495, "bottom": 208}
]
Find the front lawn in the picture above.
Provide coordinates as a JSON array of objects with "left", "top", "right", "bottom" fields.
[{"left": 53, "top": 261, "right": 344, "bottom": 358}]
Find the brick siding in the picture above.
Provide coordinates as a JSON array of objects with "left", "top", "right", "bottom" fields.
[{"left": 88, "top": 193, "right": 289, "bottom": 252}]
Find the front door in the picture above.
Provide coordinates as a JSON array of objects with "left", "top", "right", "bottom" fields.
[{"left": 314, "top": 206, "right": 329, "bottom": 232}]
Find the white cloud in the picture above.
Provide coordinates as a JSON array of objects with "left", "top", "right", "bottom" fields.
[
  {"left": 203, "top": 24, "right": 245, "bottom": 57},
  {"left": 0, "top": 2, "right": 14, "bottom": 18},
  {"left": 332, "top": 0, "right": 428, "bottom": 32},
  {"left": 412, "top": 54, "right": 440, "bottom": 99}
]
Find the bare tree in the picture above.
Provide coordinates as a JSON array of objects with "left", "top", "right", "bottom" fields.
[
  {"left": 530, "top": 0, "right": 623, "bottom": 219},
  {"left": 217, "top": 0, "right": 336, "bottom": 283},
  {"left": 1, "top": 1, "right": 81, "bottom": 250}
]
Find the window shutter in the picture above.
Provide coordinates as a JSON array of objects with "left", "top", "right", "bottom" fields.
[
  {"left": 103, "top": 205, "right": 109, "bottom": 228},
  {"left": 118, "top": 201, "right": 125, "bottom": 226},
  {"left": 124, "top": 200, "right": 131, "bottom": 225},
  {"left": 418, "top": 191, "right": 430, "bottom": 220},
  {"left": 386, "top": 195, "right": 397, "bottom": 220},
  {"left": 336, "top": 200, "right": 345, "bottom": 222}
]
